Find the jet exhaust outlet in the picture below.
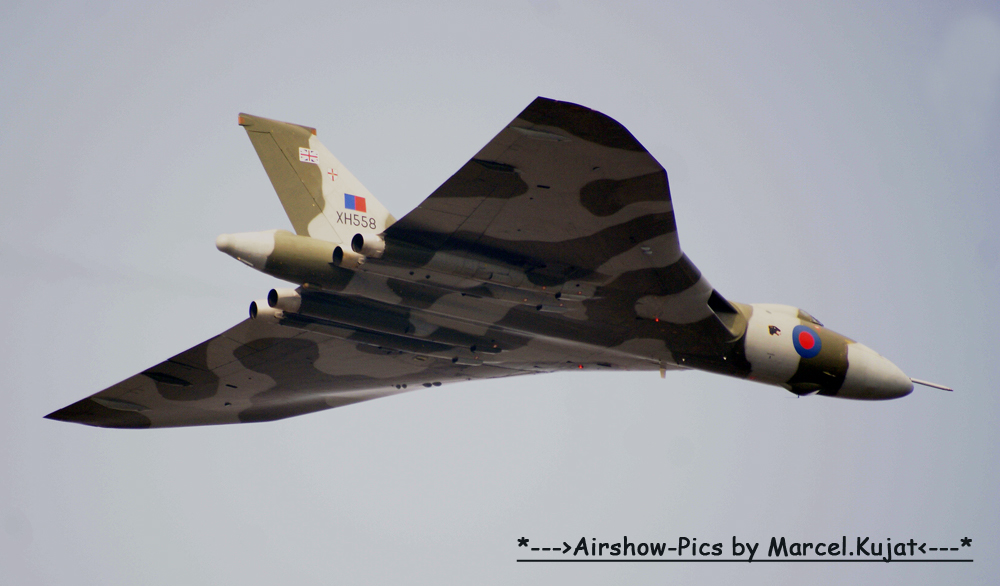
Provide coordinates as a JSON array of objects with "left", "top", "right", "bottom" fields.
[
  {"left": 333, "top": 246, "right": 366, "bottom": 269},
  {"left": 249, "top": 299, "right": 284, "bottom": 323},
  {"left": 268, "top": 288, "right": 302, "bottom": 312},
  {"left": 351, "top": 233, "right": 385, "bottom": 258}
]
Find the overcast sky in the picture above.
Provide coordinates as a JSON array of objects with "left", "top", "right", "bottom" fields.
[{"left": 2, "top": 1, "right": 998, "bottom": 584}]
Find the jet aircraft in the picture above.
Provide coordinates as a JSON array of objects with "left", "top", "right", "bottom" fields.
[{"left": 46, "top": 98, "right": 947, "bottom": 429}]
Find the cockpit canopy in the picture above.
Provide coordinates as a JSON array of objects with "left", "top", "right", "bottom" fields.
[
  {"left": 797, "top": 309, "right": 823, "bottom": 326},
  {"left": 752, "top": 303, "right": 823, "bottom": 327}
]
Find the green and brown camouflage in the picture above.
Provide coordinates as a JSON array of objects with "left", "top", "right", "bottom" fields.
[{"left": 47, "top": 98, "right": 918, "bottom": 429}]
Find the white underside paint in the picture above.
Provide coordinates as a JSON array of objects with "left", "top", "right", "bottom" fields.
[{"left": 744, "top": 304, "right": 802, "bottom": 386}]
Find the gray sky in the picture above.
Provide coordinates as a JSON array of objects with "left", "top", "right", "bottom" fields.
[{"left": 2, "top": 1, "right": 998, "bottom": 584}]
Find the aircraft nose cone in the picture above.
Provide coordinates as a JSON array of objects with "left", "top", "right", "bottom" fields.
[
  {"left": 216, "top": 233, "right": 234, "bottom": 254},
  {"left": 839, "top": 344, "right": 913, "bottom": 400}
]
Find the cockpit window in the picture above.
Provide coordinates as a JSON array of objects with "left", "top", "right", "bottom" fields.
[{"left": 797, "top": 309, "right": 824, "bottom": 327}]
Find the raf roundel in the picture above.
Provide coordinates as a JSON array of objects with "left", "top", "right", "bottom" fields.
[{"left": 792, "top": 325, "right": 822, "bottom": 359}]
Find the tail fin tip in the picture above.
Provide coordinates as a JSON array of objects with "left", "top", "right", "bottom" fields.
[{"left": 237, "top": 112, "right": 316, "bottom": 135}]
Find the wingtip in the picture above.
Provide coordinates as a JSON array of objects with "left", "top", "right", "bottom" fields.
[
  {"left": 44, "top": 398, "right": 153, "bottom": 429},
  {"left": 517, "top": 97, "right": 644, "bottom": 152}
]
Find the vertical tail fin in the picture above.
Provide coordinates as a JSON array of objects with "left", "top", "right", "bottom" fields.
[{"left": 238, "top": 113, "right": 395, "bottom": 243}]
